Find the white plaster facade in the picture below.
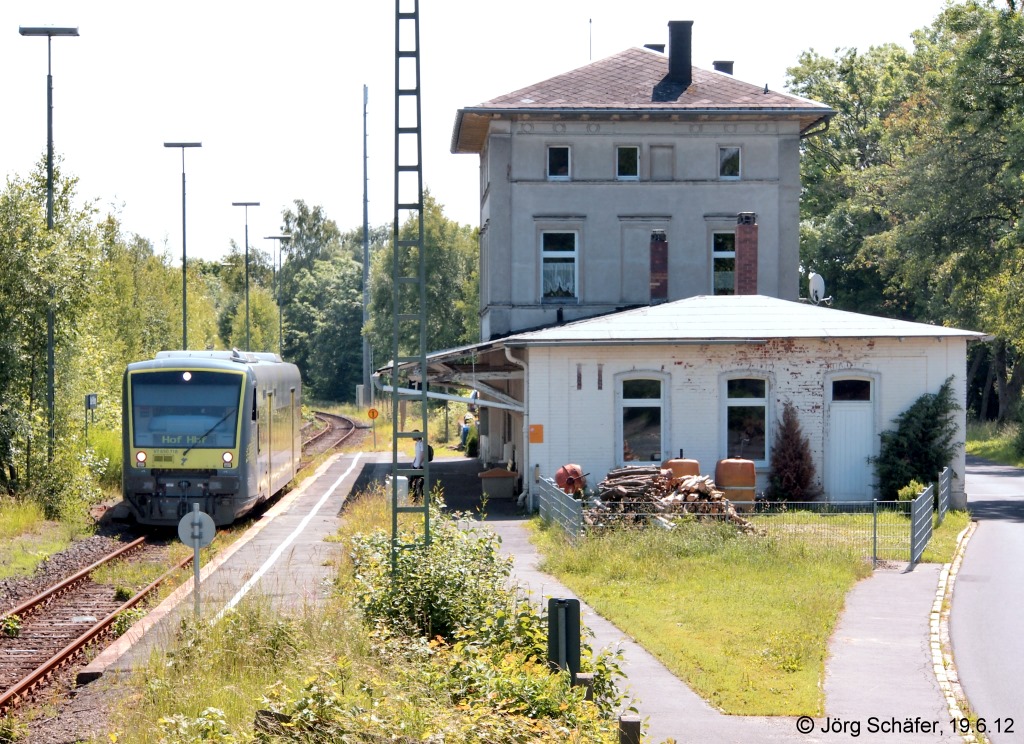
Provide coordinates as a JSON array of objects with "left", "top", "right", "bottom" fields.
[
  {"left": 452, "top": 22, "right": 834, "bottom": 341},
  {"left": 425, "top": 296, "right": 986, "bottom": 504}
]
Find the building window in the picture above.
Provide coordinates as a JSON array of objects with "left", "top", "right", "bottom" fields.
[
  {"left": 616, "top": 146, "right": 639, "bottom": 180},
  {"left": 832, "top": 379, "right": 871, "bottom": 401},
  {"left": 719, "top": 146, "right": 741, "bottom": 179},
  {"left": 712, "top": 232, "right": 735, "bottom": 295},
  {"left": 620, "top": 377, "right": 664, "bottom": 463},
  {"left": 725, "top": 377, "right": 767, "bottom": 463},
  {"left": 547, "top": 146, "right": 570, "bottom": 180},
  {"left": 541, "top": 231, "right": 578, "bottom": 300}
]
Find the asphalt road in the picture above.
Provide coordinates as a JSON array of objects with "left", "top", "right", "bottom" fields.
[{"left": 950, "top": 456, "right": 1024, "bottom": 744}]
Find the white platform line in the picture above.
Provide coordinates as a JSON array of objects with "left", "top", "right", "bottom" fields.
[{"left": 214, "top": 452, "right": 363, "bottom": 620}]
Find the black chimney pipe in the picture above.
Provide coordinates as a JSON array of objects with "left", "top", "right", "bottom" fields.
[{"left": 667, "top": 20, "right": 693, "bottom": 87}]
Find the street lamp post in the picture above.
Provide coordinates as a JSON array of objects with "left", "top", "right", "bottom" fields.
[
  {"left": 231, "top": 202, "right": 259, "bottom": 350},
  {"left": 264, "top": 234, "right": 291, "bottom": 358},
  {"left": 20, "top": 25, "right": 79, "bottom": 462},
  {"left": 164, "top": 142, "right": 202, "bottom": 350}
]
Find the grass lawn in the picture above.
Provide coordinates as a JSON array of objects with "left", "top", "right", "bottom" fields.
[
  {"left": 532, "top": 520, "right": 871, "bottom": 716},
  {"left": 531, "top": 505, "right": 973, "bottom": 717}
]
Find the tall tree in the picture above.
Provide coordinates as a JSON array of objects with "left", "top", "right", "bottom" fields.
[
  {"left": 787, "top": 44, "right": 917, "bottom": 315},
  {"left": 366, "top": 191, "right": 479, "bottom": 366}
]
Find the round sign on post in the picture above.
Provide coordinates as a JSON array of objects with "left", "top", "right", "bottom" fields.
[
  {"left": 368, "top": 407, "right": 379, "bottom": 420},
  {"left": 178, "top": 505, "right": 216, "bottom": 617},
  {"left": 178, "top": 507, "right": 216, "bottom": 548}
]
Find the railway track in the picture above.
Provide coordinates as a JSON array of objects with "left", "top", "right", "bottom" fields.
[
  {"left": 0, "top": 411, "right": 360, "bottom": 714},
  {"left": 0, "top": 538, "right": 191, "bottom": 713},
  {"left": 302, "top": 411, "right": 361, "bottom": 462}
]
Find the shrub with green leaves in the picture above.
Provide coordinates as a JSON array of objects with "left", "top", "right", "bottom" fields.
[
  {"left": 872, "top": 377, "right": 959, "bottom": 500},
  {"left": 348, "top": 504, "right": 628, "bottom": 730},
  {"left": 112, "top": 607, "right": 146, "bottom": 637},
  {"left": 1, "top": 614, "right": 21, "bottom": 639},
  {"left": 897, "top": 480, "right": 928, "bottom": 502},
  {"left": 351, "top": 509, "right": 517, "bottom": 641}
]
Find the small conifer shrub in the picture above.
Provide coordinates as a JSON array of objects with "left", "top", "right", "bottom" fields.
[
  {"left": 872, "top": 377, "right": 958, "bottom": 500},
  {"left": 767, "top": 401, "right": 817, "bottom": 501}
]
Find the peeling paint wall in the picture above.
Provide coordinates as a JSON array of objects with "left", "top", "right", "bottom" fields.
[{"left": 524, "top": 337, "right": 969, "bottom": 503}]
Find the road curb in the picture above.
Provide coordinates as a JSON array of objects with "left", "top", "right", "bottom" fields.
[{"left": 931, "top": 519, "right": 979, "bottom": 744}]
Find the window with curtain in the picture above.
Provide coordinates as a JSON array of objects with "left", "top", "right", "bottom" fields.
[{"left": 541, "top": 231, "right": 578, "bottom": 300}]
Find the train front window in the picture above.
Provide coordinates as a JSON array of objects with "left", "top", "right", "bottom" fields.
[{"left": 131, "top": 371, "right": 243, "bottom": 449}]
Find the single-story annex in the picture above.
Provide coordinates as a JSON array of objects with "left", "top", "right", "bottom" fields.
[{"left": 394, "top": 295, "right": 987, "bottom": 506}]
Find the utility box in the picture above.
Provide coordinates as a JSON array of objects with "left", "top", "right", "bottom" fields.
[{"left": 478, "top": 468, "right": 516, "bottom": 500}]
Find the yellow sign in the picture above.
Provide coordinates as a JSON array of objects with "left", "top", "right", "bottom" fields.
[{"left": 368, "top": 408, "right": 379, "bottom": 420}]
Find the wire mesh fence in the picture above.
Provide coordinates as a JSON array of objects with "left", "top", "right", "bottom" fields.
[{"left": 534, "top": 468, "right": 954, "bottom": 565}]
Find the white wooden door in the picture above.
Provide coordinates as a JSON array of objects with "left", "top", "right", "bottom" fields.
[{"left": 825, "top": 380, "right": 875, "bottom": 502}]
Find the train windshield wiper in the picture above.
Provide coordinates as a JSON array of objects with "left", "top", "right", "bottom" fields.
[{"left": 180, "top": 408, "right": 236, "bottom": 464}]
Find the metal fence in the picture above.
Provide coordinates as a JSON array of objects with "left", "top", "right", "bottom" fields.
[
  {"left": 535, "top": 466, "right": 956, "bottom": 565},
  {"left": 936, "top": 467, "right": 951, "bottom": 526},
  {"left": 536, "top": 477, "right": 583, "bottom": 540},
  {"left": 910, "top": 485, "right": 933, "bottom": 564}
]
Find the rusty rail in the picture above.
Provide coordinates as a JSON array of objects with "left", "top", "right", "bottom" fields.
[{"left": 0, "top": 540, "right": 192, "bottom": 712}]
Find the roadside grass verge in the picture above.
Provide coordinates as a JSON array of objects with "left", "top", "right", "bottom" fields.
[
  {"left": 921, "top": 509, "right": 972, "bottom": 564},
  {"left": 966, "top": 418, "right": 1021, "bottom": 466},
  {"left": 532, "top": 519, "right": 871, "bottom": 716}
]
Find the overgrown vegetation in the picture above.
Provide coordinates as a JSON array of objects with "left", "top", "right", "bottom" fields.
[
  {"left": 107, "top": 491, "right": 624, "bottom": 742},
  {"left": 766, "top": 401, "right": 817, "bottom": 500},
  {"left": 872, "top": 377, "right": 959, "bottom": 500},
  {"left": 0, "top": 497, "right": 88, "bottom": 581}
]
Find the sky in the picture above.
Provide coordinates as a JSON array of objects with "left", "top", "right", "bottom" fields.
[{"left": 2, "top": 0, "right": 955, "bottom": 266}]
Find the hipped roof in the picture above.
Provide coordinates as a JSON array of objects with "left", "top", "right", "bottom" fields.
[
  {"left": 502, "top": 296, "right": 990, "bottom": 347},
  {"left": 453, "top": 47, "right": 834, "bottom": 153}
]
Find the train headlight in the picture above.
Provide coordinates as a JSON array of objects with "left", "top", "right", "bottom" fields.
[
  {"left": 222, "top": 451, "right": 234, "bottom": 467},
  {"left": 135, "top": 451, "right": 147, "bottom": 466}
]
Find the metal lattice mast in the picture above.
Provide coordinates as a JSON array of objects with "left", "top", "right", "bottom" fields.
[{"left": 391, "top": 0, "right": 429, "bottom": 567}]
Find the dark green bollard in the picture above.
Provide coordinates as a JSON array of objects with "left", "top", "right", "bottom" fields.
[{"left": 547, "top": 597, "right": 581, "bottom": 682}]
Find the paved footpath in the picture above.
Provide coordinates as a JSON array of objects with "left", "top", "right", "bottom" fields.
[{"left": 487, "top": 516, "right": 961, "bottom": 744}]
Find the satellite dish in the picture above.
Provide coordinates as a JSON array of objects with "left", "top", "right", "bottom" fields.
[{"left": 808, "top": 272, "right": 826, "bottom": 304}]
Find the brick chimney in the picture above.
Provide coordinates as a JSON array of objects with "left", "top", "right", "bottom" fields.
[
  {"left": 735, "top": 213, "right": 758, "bottom": 295},
  {"left": 667, "top": 21, "right": 693, "bottom": 88}
]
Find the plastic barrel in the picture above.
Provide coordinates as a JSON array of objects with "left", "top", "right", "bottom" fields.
[
  {"left": 715, "top": 458, "right": 755, "bottom": 511},
  {"left": 661, "top": 458, "right": 701, "bottom": 478}
]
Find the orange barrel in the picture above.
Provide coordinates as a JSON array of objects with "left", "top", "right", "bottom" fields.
[
  {"left": 715, "top": 458, "right": 755, "bottom": 511},
  {"left": 661, "top": 458, "right": 700, "bottom": 478}
]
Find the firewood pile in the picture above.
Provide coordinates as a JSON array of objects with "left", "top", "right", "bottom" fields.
[{"left": 583, "top": 465, "right": 758, "bottom": 533}]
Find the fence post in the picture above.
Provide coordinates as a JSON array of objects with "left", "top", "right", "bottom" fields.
[
  {"left": 619, "top": 714, "right": 642, "bottom": 744},
  {"left": 872, "top": 498, "right": 878, "bottom": 569}
]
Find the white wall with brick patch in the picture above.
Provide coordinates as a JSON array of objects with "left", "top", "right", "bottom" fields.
[{"left": 522, "top": 336, "right": 969, "bottom": 503}]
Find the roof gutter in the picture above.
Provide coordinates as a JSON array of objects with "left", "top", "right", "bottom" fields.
[
  {"left": 453, "top": 106, "right": 837, "bottom": 153},
  {"left": 504, "top": 338, "right": 769, "bottom": 348}
]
